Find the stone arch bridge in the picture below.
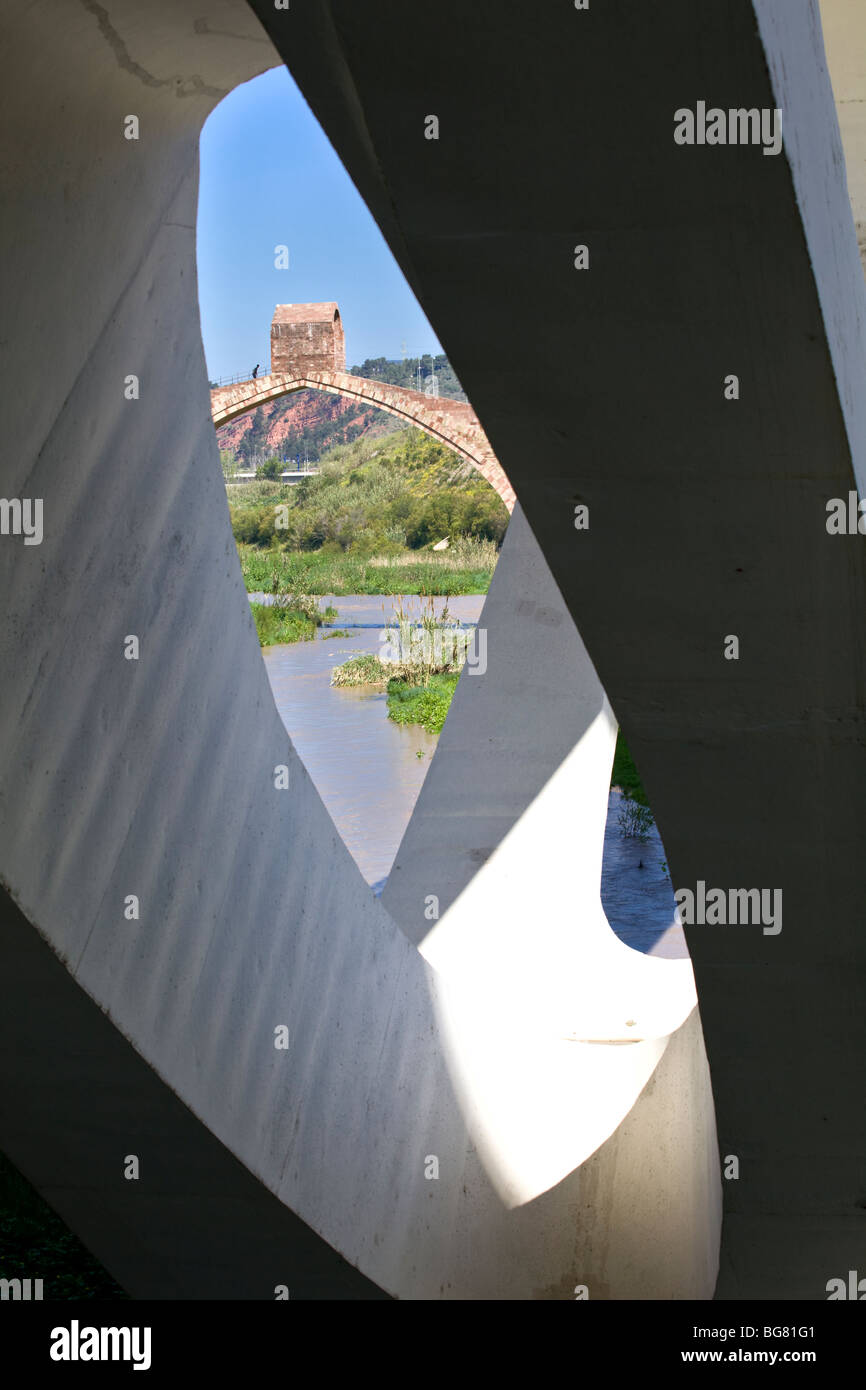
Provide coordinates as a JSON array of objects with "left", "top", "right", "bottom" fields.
[{"left": 211, "top": 369, "right": 515, "bottom": 510}]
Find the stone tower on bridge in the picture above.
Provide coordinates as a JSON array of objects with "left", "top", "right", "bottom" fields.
[{"left": 271, "top": 302, "right": 346, "bottom": 375}]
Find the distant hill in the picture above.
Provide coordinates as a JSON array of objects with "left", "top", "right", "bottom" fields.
[
  {"left": 216, "top": 354, "right": 466, "bottom": 468},
  {"left": 347, "top": 354, "right": 467, "bottom": 401}
]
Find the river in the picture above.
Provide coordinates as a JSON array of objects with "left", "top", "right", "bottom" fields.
[{"left": 260, "top": 595, "right": 687, "bottom": 958}]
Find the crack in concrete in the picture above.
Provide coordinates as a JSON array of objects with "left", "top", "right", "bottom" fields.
[
  {"left": 80, "top": 0, "right": 227, "bottom": 98},
  {"left": 193, "top": 17, "right": 272, "bottom": 44}
]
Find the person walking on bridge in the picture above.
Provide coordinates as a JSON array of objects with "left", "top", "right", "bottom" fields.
[{"left": 252, "top": 363, "right": 260, "bottom": 380}]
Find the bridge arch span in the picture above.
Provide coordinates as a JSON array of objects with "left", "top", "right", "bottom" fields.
[{"left": 211, "top": 369, "right": 516, "bottom": 510}]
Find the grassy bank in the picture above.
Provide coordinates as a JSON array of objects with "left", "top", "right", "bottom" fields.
[
  {"left": 251, "top": 594, "right": 337, "bottom": 646},
  {"left": 229, "top": 427, "right": 505, "bottom": 597},
  {"left": 239, "top": 539, "right": 496, "bottom": 597},
  {"left": 611, "top": 732, "right": 649, "bottom": 805}
]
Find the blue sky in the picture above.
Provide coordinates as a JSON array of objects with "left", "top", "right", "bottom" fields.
[{"left": 197, "top": 65, "right": 443, "bottom": 381}]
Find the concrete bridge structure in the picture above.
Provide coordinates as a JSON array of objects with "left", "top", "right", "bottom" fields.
[
  {"left": 0, "top": 0, "right": 864, "bottom": 1302},
  {"left": 211, "top": 305, "right": 516, "bottom": 509}
]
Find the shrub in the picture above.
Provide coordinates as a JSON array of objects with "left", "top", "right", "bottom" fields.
[
  {"left": 251, "top": 595, "right": 336, "bottom": 647},
  {"left": 330, "top": 654, "right": 389, "bottom": 687},
  {"left": 617, "top": 794, "right": 654, "bottom": 839},
  {"left": 386, "top": 672, "right": 459, "bottom": 735}
]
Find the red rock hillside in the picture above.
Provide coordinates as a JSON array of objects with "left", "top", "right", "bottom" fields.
[{"left": 216, "top": 389, "right": 401, "bottom": 464}]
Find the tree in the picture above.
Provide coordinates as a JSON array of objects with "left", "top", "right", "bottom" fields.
[{"left": 220, "top": 449, "right": 237, "bottom": 481}]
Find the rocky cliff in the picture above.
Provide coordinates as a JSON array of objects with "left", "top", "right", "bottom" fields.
[
  {"left": 216, "top": 389, "right": 398, "bottom": 464},
  {"left": 217, "top": 356, "right": 465, "bottom": 465}
]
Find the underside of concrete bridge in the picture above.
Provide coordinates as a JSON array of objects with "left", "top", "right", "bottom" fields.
[{"left": 0, "top": 0, "right": 864, "bottom": 1301}]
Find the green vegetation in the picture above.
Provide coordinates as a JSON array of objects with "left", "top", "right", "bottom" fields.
[
  {"left": 221, "top": 448, "right": 238, "bottom": 481},
  {"left": 348, "top": 354, "right": 467, "bottom": 401},
  {"left": 386, "top": 672, "right": 459, "bottom": 735},
  {"left": 617, "top": 798, "right": 654, "bottom": 838},
  {"left": 239, "top": 543, "right": 496, "bottom": 597},
  {"left": 327, "top": 608, "right": 661, "bottom": 827},
  {"left": 611, "top": 732, "right": 656, "bottom": 837},
  {"left": 330, "top": 654, "right": 389, "bottom": 687},
  {"left": 0, "top": 1150, "right": 127, "bottom": 1300},
  {"left": 331, "top": 598, "right": 469, "bottom": 732},
  {"left": 251, "top": 595, "right": 337, "bottom": 647},
  {"left": 229, "top": 427, "right": 507, "bottom": 592},
  {"left": 611, "top": 731, "right": 648, "bottom": 804}
]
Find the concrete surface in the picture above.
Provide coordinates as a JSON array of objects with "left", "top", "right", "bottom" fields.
[
  {"left": 820, "top": 0, "right": 866, "bottom": 267},
  {"left": 0, "top": 0, "right": 720, "bottom": 1299},
  {"left": 0, "top": 0, "right": 862, "bottom": 1301},
  {"left": 252, "top": 0, "right": 866, "bottom": 1297}
]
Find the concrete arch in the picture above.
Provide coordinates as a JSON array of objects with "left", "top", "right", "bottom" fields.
[
  {"left": 267, "top": 0, "right": 866, "bottom": 1300},
  {"left": 0, "top": 0, "right": 716, "bottom": 1301},
  {"left": 211, "top": 369, "right": 516, "bottom": 509},
  {"left": 0, "top": 0, "right": 862, "bottom": 1304},
  {"left": 0, "top": 0, "right": 715, "bottom": 1303}
]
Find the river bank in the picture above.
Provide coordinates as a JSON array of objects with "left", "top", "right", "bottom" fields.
[{"left": 238, "top": 540, "right": 497, "bottom": 596}]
